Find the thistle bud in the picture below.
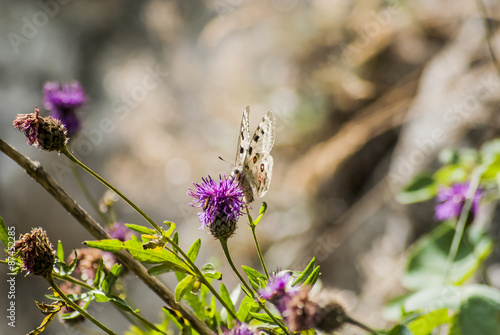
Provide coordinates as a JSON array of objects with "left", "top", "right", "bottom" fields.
[{"left": 10, "top": 227, "right": 55, "bottom": 278}]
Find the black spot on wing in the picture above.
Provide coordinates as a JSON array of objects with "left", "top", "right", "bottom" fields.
[
  {"left": 240, "top": 147, "right": 244, "bottom": 154},
  {"left": 249, "top": 147, "right": 253, "bottom": 155},
  {"left": 253, "top": 134, "right": 260, "bottom": 142}
]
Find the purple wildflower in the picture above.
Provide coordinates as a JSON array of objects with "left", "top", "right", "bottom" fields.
[
  {"left": 223, "top": 323, "right": 255, "bottom": 335},
  {"left": 43, "top": 81, "right": 87, "bottom": 135},
  {"left": 105, "top": 222, "right": 133, "bottom": 242},
  {"left": 188, "top": 175, "right": 245, "bottom": 240},
  {"left": 435, "top": 182, "right": 482, "bottom": 221},
  {"left": 259, "top": 272, "right": 299, "bottom": 314}
]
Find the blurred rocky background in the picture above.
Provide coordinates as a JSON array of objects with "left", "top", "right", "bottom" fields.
[{"left": 2, "top": 0, "right": 500, "bottom": 334}]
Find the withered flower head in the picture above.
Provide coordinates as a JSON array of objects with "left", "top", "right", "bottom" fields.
[
  {"left": 10, "top": 227, "right": 55, "bottom": 278},
  {"left": 13, "top": 107, "right": 68, "bottom": 152}
]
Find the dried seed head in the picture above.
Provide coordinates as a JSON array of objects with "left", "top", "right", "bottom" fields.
[{"left": 10, "top": 227, "right": 55, "bottom": 278}]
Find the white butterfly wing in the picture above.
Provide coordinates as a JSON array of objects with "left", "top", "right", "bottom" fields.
[
  {"left": 235, "top": 106, "right": 250, "bottom": 167},
  {"left": 244, "top": 111, "right": 276, "bottom": 200}
]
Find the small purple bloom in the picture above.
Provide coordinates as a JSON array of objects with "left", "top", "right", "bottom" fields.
[
  {"left": 105, "top": 222, "right": 133, "bottom": 242},
  {"left": 259, "top": 272, "right": 299, "bottom": 314},
  {"left": 43, "top": 81, "right": 87, "bottom": 135},
  {"left": 188, "top": 175, "right": 245, "bottom": 239},
  {"left": 223, "top": 323, "right": 255, "bottom": 335},
  {"left": 435, "top": 182, "right": 482, "bottom": 221}
]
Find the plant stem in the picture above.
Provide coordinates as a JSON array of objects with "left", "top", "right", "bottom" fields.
[
  {"left": 345, "top": 316, "right": 378, "bottom": 335},
  {"left": 61, "top": 147, "right": 162, "bottom": 232},
  {"left": 61, "top": 147, "right": 240, "bottom": 321},
  {"left": 246, "top": 209, "right": 269, "bottom": 278},
  {"left": 219, "top": 240, "right": 291, "bottom": 335},
  {"left": 46, "top": 273, "right": 116, "bottom": 335},
  {"left": 444, "top": 169, "right": 483, "bottom": 281},
  {"left": 68, "top": 156, "right": 108, "bottom": 223}
]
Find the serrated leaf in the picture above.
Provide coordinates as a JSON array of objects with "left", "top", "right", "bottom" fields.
[
  {"left": 403, "top": 224, "right": 493, "bottom": 290},
  {"left": 0, "top": 216, "right": 9, "bottom": 249},
  {"left": 175, "top": 275, "right": 196, "bottom": 302},
  {"left": 187, "top": 239, "right": 201, "bottom": 263},
  {"left": 293, "top": 257, "right": 316, "bottom": 286},
  {"left": 303, "top": 266, "right": 321, "bottom": 286},
  {"left": 397, "top": 173, "right": 437, "bottom": 204},
  {"left": 124, "top": 223, "right": 156, "bottom": 235}
]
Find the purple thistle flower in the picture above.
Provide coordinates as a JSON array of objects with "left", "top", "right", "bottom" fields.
[
  {"left": 188, "top": 175, "right": 245, "bottom": 240},
  {"left": 259, "top": 272, "right": 299, "bottom": 314},
  {"left": 435, "top": 182, "right": 482, "bottom": 221},
  {"left": 10, "top": 227, "right": 55, "bottom": 278},
  {"left": 43, "top": 81, "right": 87, "bottom": 136},
  {"left": 222, "top": 323, "right": 256, "bottom": 335},
  {"left": 105, "top": 222, "right": 133, "bottom": 242}
]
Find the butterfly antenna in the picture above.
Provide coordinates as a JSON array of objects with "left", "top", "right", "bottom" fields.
[{"left": 218, "top": 156, "right": 235, "bottom": 167}]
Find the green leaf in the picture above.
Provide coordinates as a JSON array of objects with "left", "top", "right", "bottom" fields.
[
  {"left": 242, "top": 266, "right": 267, "bottom": 286},
  {"left": 109, "top": 295, "right": 135, "bottom": 312},
  {"left": 407, "top": 308, "right": 450, "bottom": 335},
  {"left": 220, "top": 283, "right": 236, "bottom": 323},
  {"left": 93, "top": 291, "right": 110, "bottom": 303},
  {"left": 237, "top": 296, "right": 260, "bottom": 323},
  {"left": 248, "top": 311, "right": 278, "bottom": 324},
  {"left": 252, "top": 202, "right": 268, "bottom": 226},
  {"left": 93, "top": 258, "right": 105, "bottom": 289},
  {"left": 388, "top": 324, "right": 412, "bottom": 335},
  {"left": 0, "top": 216, "right": 9, "bottom": 249},
  {"left": 102, "top": 264, "right": 123, "bottom": 294},
  {"left": 175, "top": 275, "right": 196, "bottom": 302},
  {"left": 85, "top": 239, "right": 124, "bottom": 252},
  {"left": 303, "top": 266, "right": 321, "bottom": 286},
  {"left": 403, "top": 224, "right": 493, "bottom": 290},
  {"left": 450, "top": 291, "right": 500, "bottom": 335},
  {"left": 434, "top": 165, "right": 469, "bottom": 186},
  {"left": 163, "top": 221, "right": 176, "bottom": 237},
  {"left": 293, "top": 258, "right": 316, "bottom": 286},
  {"left": 149, "top": 263, "right": 180, "bottom": 276},
  {"left": 397, "top": 173, "right": 437, "bottom": 204},
  {"left": 124, "top": 224, "right": 156, "bottom": 235},
  {"left": 57, "top": 241, "right": 65, "bottom": 263},
  {"left": 187, "top": 239, "right": 201, "bottom": 263}
]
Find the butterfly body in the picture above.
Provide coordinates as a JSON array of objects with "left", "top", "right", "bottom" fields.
[{"left": 232, "top": 106, "right": 275, "bottom": 202}]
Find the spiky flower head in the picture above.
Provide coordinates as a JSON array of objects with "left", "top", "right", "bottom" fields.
[
  {"left": 10, "top": 227, "right": 55, "bottom": 278},
  {"left": 259, "top": 272, "right": 299, "bottom": 314},
  {"left": 435, "top": 182, "right": 482, "bottom": 221},
  {"left": 105, "top": 222, "right": 133, "bottom": 242},
  {"left": 13, "top": 107, "right": 68, "bottom": 152},
  {"left": 43, "top": 81, "right": 87, "bottom": 136},
  {"left": 188, "top": 175, "right": 246, "bottom": 240}
]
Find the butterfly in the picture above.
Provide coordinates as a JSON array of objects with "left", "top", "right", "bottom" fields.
[{"left": 232, "top": 106, "right": 275, "bottom": 202}]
